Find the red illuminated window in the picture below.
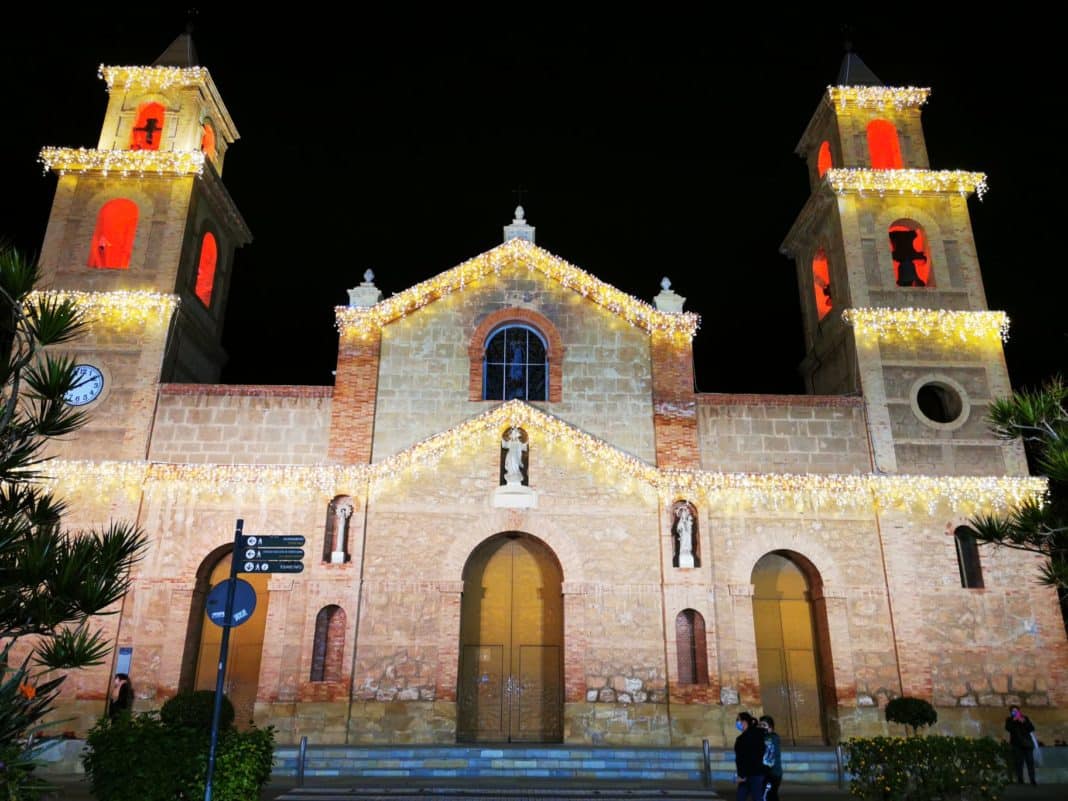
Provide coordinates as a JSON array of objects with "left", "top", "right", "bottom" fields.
[
  {"left": 867, "top": 119, "right": 903, "bottom": 169},
  {"left": 812, "top": 249, "right": 833, "bottom": 318},
  {"left": 130, "top": 102, "right": 166, "bottom": 151},
  {"left": 201, "top": 123, "right": 216, "bottom": 160},
  {"left": 194, "top": 232, "right": 218, "bottom": 306},
  {"left": 88, "top": 199, "right": 138, "bottom": 269},
  {"left": 888, "top": 222, "right": 932, "bottom": 287},
  {"left": 817, "top": 141, "right": 833, "bottom": 178}
]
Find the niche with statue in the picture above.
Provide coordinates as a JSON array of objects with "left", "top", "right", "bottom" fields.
[{"left": 672, "top": 501, "right": 700, "bottom": 568}]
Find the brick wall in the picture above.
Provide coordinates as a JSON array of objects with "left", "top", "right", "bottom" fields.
[{"left": 697, "top": 394, "right": 871, "bottom": 473}]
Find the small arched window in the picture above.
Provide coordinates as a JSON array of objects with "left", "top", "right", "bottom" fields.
[
  {"left": 130, "top": 102, "right": 166, "bottom": 151},
  {"left": 954, "top": 527, "right": 985, "bottom": 589},
  {"left": 817, "top": 141, "right": 833, "bottom": 178},
  {"left": 194, "top": 232, "right": 218, "bottom": 307},
  {"left": 675, "top": 609, "right": 708, "bottom": 685},
  {"left": 88, "top": 199, "right": 138, "bottom": 269},
  {"left": 867, "top": 119, "right": 903, "bottom": 169},
  {"left": 812, "top": 248, "right": 833, "bottom": 319},
  {"left": 310, "top": 605, "right": 346, "bottom": 682},
  {"left": 201, "top": 122, "right": 217, "bottom": 161},
  {"left": 888, "top": 221, "right": 932, "bottom": 287},
  {"left": 483, "top": 325, "right": 548, "bottom": 401}
]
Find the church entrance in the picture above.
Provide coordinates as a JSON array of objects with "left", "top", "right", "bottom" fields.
[
  {"left": 181, "top": 549, "right": 270, "bottom": 727},
  {"left": 751, "top": 552, "right": 830, "bottom": 745},
  {"left": 457, "top": 533, "right": 563, "bottom": 743}
]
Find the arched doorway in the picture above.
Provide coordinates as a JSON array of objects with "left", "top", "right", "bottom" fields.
[
  {"left": 457, "top": 533, "right": 563, "bottom": 742},
  {"left": 751, "top": 551, "right": 832, "bottom": 744},
  {"left": 181, "top": 549, "right": 270, "bottom": 727}
]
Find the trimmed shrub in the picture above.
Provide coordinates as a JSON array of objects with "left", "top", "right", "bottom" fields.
[
  {"left": 845, "top": 735, "right": 1009, "bottom": 801},
  {"left": 885, "top": 696, "right": 937, "bottom": 735},
  {"left": 83, "top": 712, "right": 274, "bottom": 801},
  {"left": 160, "top": 689, "right": 234, "bottom": 732}
]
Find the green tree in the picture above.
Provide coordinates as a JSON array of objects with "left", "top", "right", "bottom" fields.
[
  {"left": 969, "top": 377, "right": 1068, "bottom": 624},
  {"left": 0, "top": 244, "right": 146, "bottom": 796}
]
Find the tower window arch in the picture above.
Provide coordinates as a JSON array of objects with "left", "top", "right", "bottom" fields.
[
  {"left": 310, "top": 605, "right": 347, "bottom": 682},
  {"left": 867, "top": 119, "right": 903, "bottom": 169},
  {"left": 888, "top": 220, "right": 933, "bottom": 287},
  {"left": 194, "top": 232, "right": 218, "bottom": 307},
  {"left": 954, "top": 527, "right": 985, "bottom": 589},
  {"left": 130, "top": 102, "right": 166, "bottom": 151},
  {"left": 675, "top": 609, "right": 708, "bottom": 685},
  {"left": 817, "top": 141, "right": 834, "bottom": 179},
  {"left": 483, "top": 325, "right": 547, "bottom": 401},
  {"left": 812, "top": 248, "right": 833, "bottom": 319},
  {"left": 88, "top": 199, "right": 138, "bottom": 269}
]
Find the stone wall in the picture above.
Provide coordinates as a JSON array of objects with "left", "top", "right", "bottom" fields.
[
  {"left": 148, "top": 384, "right": 332, "bottom": 464},
  {"left": 696, "top": 394, "right": 870, "bottom": 474},
  {"left": 371, "top": 264, "right": 656, "bottom": 462}
]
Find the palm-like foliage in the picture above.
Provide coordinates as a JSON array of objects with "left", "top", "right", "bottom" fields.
[{"left": 0, "top": 244, "right": 146, "bottom": 779}]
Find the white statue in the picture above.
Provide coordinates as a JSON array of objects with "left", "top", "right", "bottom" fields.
[
  {"left": 675, "top": 505, "right": 695, "bottom": 568},
  {"left": 502, "top": 428, "right": 527, "bottom": 485},
  {"left": 331, "top": 501, "right": 354, "bottom": 564}
]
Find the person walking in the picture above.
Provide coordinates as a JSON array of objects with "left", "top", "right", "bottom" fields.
[
  {"left": 1005, "top": 704, "right": 1037, "bottom": 786},
  {"left": 759, "top": 715, "right": 782, "bottom": 801},
  {"left": 734, "top": 712, "right": 767, "bottom": 801}
]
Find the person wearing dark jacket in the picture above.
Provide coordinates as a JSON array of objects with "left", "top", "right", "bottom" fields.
[
  {"left": 733, "top": 712, "right": 767, "bottom": 801},
  {"left": 1005, "top": 704, "right": 1037, "bottom": 785},
  {"left": 108, "top": 673, "right": 133, "bottom": 721},
  {"left": 759, "top": 715, "right": 783, "bottom": 801}
]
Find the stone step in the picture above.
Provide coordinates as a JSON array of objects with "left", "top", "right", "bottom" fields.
[{"left": 275, "top": 787, "right": 723, "bottom": 800}]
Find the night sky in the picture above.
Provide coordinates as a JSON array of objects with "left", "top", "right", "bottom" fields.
[{"left": 2, "top": 12, "right": 1064, "bottom": 393}]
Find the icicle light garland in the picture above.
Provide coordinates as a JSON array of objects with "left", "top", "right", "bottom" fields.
[
  {"left": 39, "top": 147, "right": 206, "bottom": 178},
  {"left": 828, "top": 86, "right": 931, "bottom": 110},
  {"left": 843, "top": 308, "right": 1010, "bottom": 346},
  {"left": 25, "top": 290, "right": 179, "bottom": 329},
  {"left": 99, "top": 65, "right": 210, "bottom": 91},
  {"left": 39, "top": 401, "right": 1043, "bottom": 515},
  {"left": 335, "top": 239, "right": 699, "bottom": 339},
  {"left": 825, "top": 168, "right": 988, "bottom": 199}
]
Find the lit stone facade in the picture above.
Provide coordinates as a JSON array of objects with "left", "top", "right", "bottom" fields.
[{"left": 30, "top": 46, "right": 1068, "bottom": 747}]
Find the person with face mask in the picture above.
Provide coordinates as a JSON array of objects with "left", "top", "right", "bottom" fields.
[
  {"left": 1005, "top": 705, "right": 1038, "bottom": 785},
  {"left": 733, "top": 711, "right": 767, "bottom": 801}
]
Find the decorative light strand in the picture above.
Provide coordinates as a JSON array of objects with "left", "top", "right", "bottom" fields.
[
  {"left": 39, "top": 147, "right": 205, "bottom": 178},
  {"left": 843, "top": 308, "right": 1010, "bottom": 346},
  {"left": 335, "top": 238, "right": 699, "bottom": 339},
  {"left": 26, "top": 290, "right": 179, "bottom": 329},
  {"left": 828, "top": 86, "right": 931, "bottom": 110},
  {"left": 99, "top": 65, "right": 209, "bottom": 91},
  {"left": 39, "top": 401, "right": 1043, "bottom": 515},
  {"left": 825, "top": 168, "right": 988, "bottom": 199}
]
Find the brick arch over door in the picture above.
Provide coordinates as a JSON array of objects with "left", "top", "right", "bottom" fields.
[{"left": 469, "top": 307, "right": 564, "bottom": 402}]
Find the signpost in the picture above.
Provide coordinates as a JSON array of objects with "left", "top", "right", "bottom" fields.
[{"left": 204, "top": 520, "right": 306, "bottom": 801}]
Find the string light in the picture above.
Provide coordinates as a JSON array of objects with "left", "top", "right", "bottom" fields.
[
  {"left": 825, "top": 168, "right": 988, "bottom": 199},
  {"left": 39, "top": 401, "right": 1042, "bottom": 515},
  {"left": 39, "top": 147, "right": 205, "bottom": 178},
  {"left": 25, "top": 290, "right": 179, "bottom": 329},
  {"left": 843, "top": 308, "right": 1010, "bottom": 346},
  {"left": 828, "top": 86, "right": 931, "bottom": 110},
  {"left": 335, "top": 238, "right": 700, "bottom": 339},
  {"left": 98, "top": 65, "right": 209, "bottom": 91}
]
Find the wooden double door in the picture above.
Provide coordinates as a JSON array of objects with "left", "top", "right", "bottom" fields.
[{"left": 458, "top": 534, "right": 563, "bottom": 742}]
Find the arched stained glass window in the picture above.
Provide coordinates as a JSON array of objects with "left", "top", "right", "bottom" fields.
[{"left": 482, "top": 325, "right": 548, "bottom": 401}]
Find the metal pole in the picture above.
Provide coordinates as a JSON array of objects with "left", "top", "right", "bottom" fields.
[
  {"left": 297, "top": 735, "right": 308, "bottom": 787},
  {"left": 204, "top": 519, "right": 243, "bottom": 801},
  {"left": 702, "top": 738, "right": 712, "bottom": 788}
]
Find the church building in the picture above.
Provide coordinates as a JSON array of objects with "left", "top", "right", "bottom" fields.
[{"left": 33, "top": 36, "right": 1068, "bottom": 747}]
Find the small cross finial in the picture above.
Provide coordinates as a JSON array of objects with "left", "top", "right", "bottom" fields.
[
  {"left": 363, "top": 269, "right": 375, "bottom": 284},
  {"left": 186, "top": 7, "right": 198, "bottom": 34},
  {"left": 512, "top": 185, "right": 527, "bottom": 207},
  {"left": 660, "top": 277, "right": 672, "bottom": 291}
]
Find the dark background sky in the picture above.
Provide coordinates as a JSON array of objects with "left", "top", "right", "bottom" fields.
[{"left": 2, "top": 11, "right": 1064, "bottom": 393}]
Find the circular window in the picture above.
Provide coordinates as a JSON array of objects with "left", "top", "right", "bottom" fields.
[{"left": 910, "top": 376, "right": 969, "bottom": 429}]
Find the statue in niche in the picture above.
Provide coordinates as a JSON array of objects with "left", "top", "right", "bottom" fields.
[
  {"left": 329, "top": 498, "right": 354, "bottom": 564},
  {"left": 674, "top": 504, "right": 696, "bottom": 569},
  {"left": 889, "top": 228, "right": 928, "bottom": 287},
  {"left": 501, "top": 427, "right": 528, "bottom": 485}
]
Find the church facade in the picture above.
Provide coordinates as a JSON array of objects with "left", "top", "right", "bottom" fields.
[{"left": 32, "top": 38, "right": 1068, "bottom": 747}]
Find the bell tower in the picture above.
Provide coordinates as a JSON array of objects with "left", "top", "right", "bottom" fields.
[
  {"left": 35, "top": 30, "right": 251, "bottom": 460},
  {"left": 781, "top": 51, "right": 1026, "bottom": 476}
]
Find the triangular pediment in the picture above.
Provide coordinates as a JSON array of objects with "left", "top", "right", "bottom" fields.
[{"left": 335, "top": 238, "right": 698, "bottom": 337}]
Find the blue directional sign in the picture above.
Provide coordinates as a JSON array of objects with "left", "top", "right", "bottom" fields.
[
  {"left": 240, "top": 560, "right": 304, "bottom": 574},
  {"left": 205, "top": 578, "right": 257, "bottom": 627},
  {"left": 240, "top": 535, "right": 305, "bottom": 548}
]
